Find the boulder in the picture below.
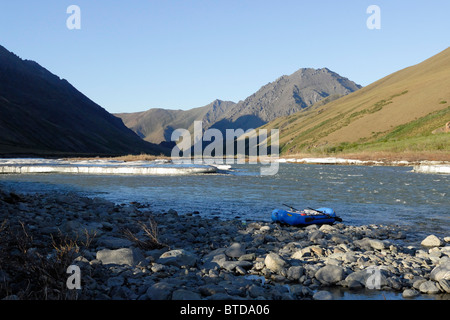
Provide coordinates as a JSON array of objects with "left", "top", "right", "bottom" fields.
[
  {"left": 157, "top": 249, "right": 198, "bottom": 268},
  {"left": 225, "top": 243, "right": 246, "bottom": 258},
  {"left": 96, "top": 248, "right": 144, "bottom": 266},
  {"left": 419, "top": 281, "right": 440, "bottom": 294},
  {"left": 438, "top": 279, "right": 450, "bottom": 293},
  {"left": 344, "top": 267, "right": 388, "bottom": 289},
  {"left": 402, "top": 289, "right": 420, "bottom": 298},
  {"left": 172, "top": 289, "right": 201, "bottom": 300},
  {"left": 421, "top": 235, "right": 443, "bottom": 248},
  {"left": 430, "top": 261, "right": 450, "bottom": 281},
  {"left": 264, "top": 253, "right": 286, "bottom": 273},
  {"left": 146, "top": 282, "right": 174, "bottom": 300},
  {"left": 313, "top": 290, "right": 333, "bottom": 300},
  {"left": 315, "top": 265, "right": 344, "bottom": 285}
]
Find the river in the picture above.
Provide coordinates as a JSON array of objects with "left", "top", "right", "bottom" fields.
[{"left": 0, "top": 163, "right": 448, "bottom": 245}]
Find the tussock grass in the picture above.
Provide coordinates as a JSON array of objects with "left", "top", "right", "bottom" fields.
[{"left": 0, "top": 219, "right": 95, "bottom": 300}]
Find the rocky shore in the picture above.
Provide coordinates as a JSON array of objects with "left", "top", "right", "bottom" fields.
[{"left": 0, "top": 189, "right": 449, "bottom": 300}]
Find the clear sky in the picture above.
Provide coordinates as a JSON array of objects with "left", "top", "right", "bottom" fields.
[{"left": 0, "top": 1, "right": 449, "bottom": 113}]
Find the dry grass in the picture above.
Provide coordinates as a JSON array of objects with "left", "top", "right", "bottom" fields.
[
  {"left": 121, "top": 218, "right": 166, "bottom": 250},
  {"left": 0, "top": 219, "right": 95, "bottom": 300}
]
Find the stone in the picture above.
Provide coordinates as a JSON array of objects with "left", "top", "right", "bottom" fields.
[
  {"left": 97, "top": 236, "right": 133, "bottom": 249},
  {"left": 438, "top": 279, "right": 450, "bottom": 293},
  {"left": 225, "top": 243, "right": 245, "bottom": 258},
  {"left": 344, "top": 268, "right": 388, "bottom": 289},
  {"left": 402, "top": 289, "right": 419, "bottom": 298},
  {"left": 344, "top": 251, "right": 358, "bottom": 263},
  {"left": 419, "top": 281, "right": 440, "bottom": 294},
  {"left": 198, "top": 284, "right": 227, "bottom": 296},
  {"left": 248, "top": 284, "right": 266, "bottom": 298},
  {"left": 172, "top": 289, "right": 201, "bottom": 300},
  {"left": 287, "top": 266, "right": 305, "bottom": 281},
  {"left": 157, "top": 249, "right": 198, "bottom": 268},
  {"left": 264, "top": 253, "right": 286, "bottom": 273},
  {"left": 146, "top": 282, "right": 174, "bottom": 300},
  {"left": 430, "top": 261, "right": 450, "bottom": 281},
  {"left": 421, "top": 235, "right": 443, "bottom": 248},
  {"left": 96, "top": 248, "right": 143, "bottom": 266},
  {"left": 315, "top": 265, "right": 344, "bottom": 285},
  {"left": 368, "top": 239, "right": 386, "bottom": 250},
  {"left": 313, "top": 290, "right": 333, "bottom": 300}
]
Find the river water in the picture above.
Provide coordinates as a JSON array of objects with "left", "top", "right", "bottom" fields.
[{"left": 0, "top": 163, "right": 448, "bottom": 243}]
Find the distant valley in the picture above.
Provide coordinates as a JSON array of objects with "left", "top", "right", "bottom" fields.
[
  {"left": 116, "top": 68, "right": 362, "bottom": 145},
  {"left": 1, "top": 43, "right": 448, "bottom": 160}
]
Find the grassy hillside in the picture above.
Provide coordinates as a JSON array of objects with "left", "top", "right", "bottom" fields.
[{"left": 261, "top": 47, "right": 450, "bottom": 160}]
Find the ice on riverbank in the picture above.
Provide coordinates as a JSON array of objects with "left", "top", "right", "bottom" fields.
[
  {"left": 277, "top": 157, "right": 450, "bottom": 174},
  {"left": 413, "top": 164, "right": 450, "bottom": 175},
  {"left": 0, "top": 158, "right": 219, "bottom": 175}
]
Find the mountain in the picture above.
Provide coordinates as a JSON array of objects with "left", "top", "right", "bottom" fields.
[
  {"left": 116, "top": 99, "right": 236, "bottom": 144},
  {"left": 117, "top": 68, "right": 361, "bottom": 144},
  {"left": 0, "top": 45, "right": 167, "bottom": 157},
  {"left": 261, "top": 47, "right": 450, "bottom": 158},
  {"left": 211, "top": 68, "right": 361, "bottom": 132}
]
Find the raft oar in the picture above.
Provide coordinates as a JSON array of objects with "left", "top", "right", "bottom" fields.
[{"left": 283, "top": 204, "right": 299, "bottom": 212}]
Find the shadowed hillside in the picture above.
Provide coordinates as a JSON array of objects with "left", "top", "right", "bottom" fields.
[{"left": 0, "top": 45, "right": 167, "bottom": 157}]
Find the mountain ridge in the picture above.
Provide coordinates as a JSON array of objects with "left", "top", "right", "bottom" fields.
[{"left": 117, "top": 67, "right": 362, "bottom": 144}]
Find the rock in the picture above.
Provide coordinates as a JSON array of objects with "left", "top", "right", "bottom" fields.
[
  {"left": 313, "top": 290, "right": 333, "bottom": 300},
  {"left": 198, "top": 284, "right": 227, "bottom": 296},
  {"left": 265, "top": 253, "right": 286, "bottom": 273},
  {"left": 248, "top": 284, "right": 266, "bottom": 298},
  {"left": 225, "top": 243, "right": 245, "bottom": 258},
  {"left": 344, "top": 267, "right": 388, "bottom": 289},
  {"left": 97, "top": 236, "right": 133, "bottom": 249},
  {"left": 319, "top": 224, "right": 336, "bottom": 233},
  {"left": 308, "top": 230, "right": 324, "bottom": 242},
  {"left": 315, "top": 265, "right": 344, "bottom": 285},
  {"left": 238, "top": 253, "right": 256, "bottom": 261},
  {"left": 438, "top": 279, "right": 450, "bottom": 293},
  {"left": 219, "top": 260, "right": 253, "bottom": 272},
  {"left": 343, "top": 251, "right": 358, "bottom": 263},
  {"left": 368, "top": 239, "right": 386, "bottom": 250},
  {"left": 157, "top": 249, "right": 198, "bottom": 268},
  {"left": 430, "top": 261, "right": 450, "bottom": 281},
  {"left": 421, "top": 235, "right": 443, "bottom": 248},
  {"left": 172, "top": 289, "right": 201, "bottom": 300},
  {"left": 146, "top": 282, "right": 174, "bottom": 300},
  {"left": 419, "top": 281, "right": 440, "bottom": 294},
  {"left": 96, "top": 248, "right": 144, "bottom": 266},
  {"left": 287, "top": 266, "right": 305, "bottom": 281},
  {"left": 402, "top": 289, "right": 420, "bottom": 298}
]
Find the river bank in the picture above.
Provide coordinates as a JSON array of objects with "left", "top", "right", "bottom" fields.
[{"left": 1, "top": 189, "right": 449, "bottom": 301}]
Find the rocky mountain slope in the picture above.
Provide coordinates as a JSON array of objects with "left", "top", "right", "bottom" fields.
[{"left": 117, "top": 68, "right": 361, "bottom": 144}]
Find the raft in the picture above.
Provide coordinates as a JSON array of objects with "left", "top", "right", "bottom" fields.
[{"left": 271, "top": 206, "right": 342, "bottom": 227}]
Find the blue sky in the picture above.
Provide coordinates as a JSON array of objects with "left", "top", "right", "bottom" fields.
[{"left": 0, "top": 1, "right": 449, "bottom": 113}]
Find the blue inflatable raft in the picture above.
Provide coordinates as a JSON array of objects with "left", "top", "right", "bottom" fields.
[{"left": 271, "top": 206, "right": 342, "bottom": 227}]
